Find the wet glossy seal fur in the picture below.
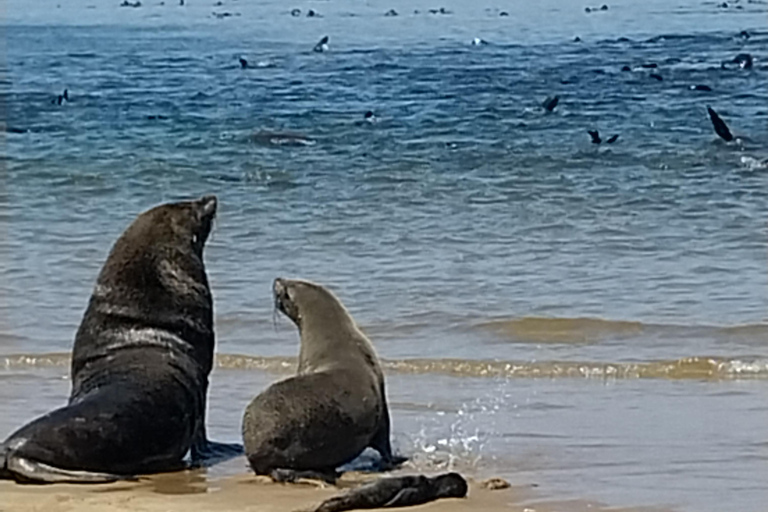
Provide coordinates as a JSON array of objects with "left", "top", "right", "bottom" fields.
[
  {"left": 0, "top": 195, "right": 241, "bottom": 484},
  {"left": 242, "top": 278, "right": 403, "bottom": 483},
  {"left": 306, "top": 473, "right": 468, "bottom": 512}
]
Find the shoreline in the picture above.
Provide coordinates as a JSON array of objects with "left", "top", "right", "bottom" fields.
[{"left": 0, "top": 464, "right": 670, "bottom": 512}]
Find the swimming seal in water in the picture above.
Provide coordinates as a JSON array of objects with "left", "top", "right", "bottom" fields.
[
  {"left": 306, "top": 473, "right": 468, "bottom": 512},
  {"left": 0, "top": 196, "right": 241, "bottom": 484},
  {"left": 242, "top": 278, "right": 403, "bottom": 484}
]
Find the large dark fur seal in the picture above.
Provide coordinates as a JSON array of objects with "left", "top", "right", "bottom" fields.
[
  {"left": 307, "top": 473, "right": 468, "bottom": 512},
  {"left": 242, "top": 278, "right": 403, "bottom": 483},
  {"left": 0, "top": 195, "right": 240, "bottom": 484}
]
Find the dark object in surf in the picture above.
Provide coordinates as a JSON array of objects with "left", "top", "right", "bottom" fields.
[
  {"left": 649, "top": 73, "right": 663, "bottom": 81},
  {"left": 621, "top": 65, "right": 631, "bottom": 72},
  {"left": 308, "top": 473, "right": 468, "bottom": 512},
  {"left": 306, "top": 9, "right": 318, "bottom": 17},
  {"left": 239, "top": 58, "right": 248, "bottom": 69},
  {"left": 384, "top": 9, "right": 398, "bottom": 16},
  {"left": 119, "top": 0, "right": 141, "bottom": 6},
  {"left": 499, "top": 11, "right": 509, "bottom": 16},
  {"left": 291, "top": 8, "right": 301, "bottom": 16},
  {"left": 706, "top": 106, "right": 734, "bottom": 142},
  {"left": 364, "top": 111, "right": 375, "bottom": 120},
  {"left": 313, "top": 35, "right": 329, "bottom": 53},
  {"left": 542, "top": 96, "right": 559, "bottom": 112},
  {"left": 605, "top": 134, "right": 619, "bottom": 144},
  {"left": 600, "top": 4, "right": 608, "bottom": 9},
  {"left": 640, "top": 63, "right": 657, "bottom": 68},
  {"left": 690, "top": 84, "right": 712, "bottom": 92}
]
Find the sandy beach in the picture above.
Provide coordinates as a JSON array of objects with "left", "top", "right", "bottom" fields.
[
  {"left": 0, "top": 458, "right": 669, "bottom": 512},
  {"left": 0, "top": 474, "right": 523, "bottom": 512}
]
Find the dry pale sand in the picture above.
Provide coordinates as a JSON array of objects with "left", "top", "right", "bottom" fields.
[{"left": 0, "top": 466, "right": 672, "bottom": 512}]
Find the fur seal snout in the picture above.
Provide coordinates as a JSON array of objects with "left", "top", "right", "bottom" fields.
[
  {"left": 243, "top": 278, "right": 402, "bottom": 483},
  {"left": 1, "top": 195, "right": 236, "bottom": 484}
]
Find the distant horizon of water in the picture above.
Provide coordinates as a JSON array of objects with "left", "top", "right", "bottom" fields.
[{"left": 1, "top": 0, "right": 767, "bottom": 511}]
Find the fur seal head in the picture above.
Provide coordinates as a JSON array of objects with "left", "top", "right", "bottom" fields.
[
  {"left": 97, "top": 195, "right": 216, "bottom": 286},
  {"left": 273, "top": 277, "right": 380, "bottom": 376},
  {"left": 73, "top": 195, "right": 218, "bottom": 380}
]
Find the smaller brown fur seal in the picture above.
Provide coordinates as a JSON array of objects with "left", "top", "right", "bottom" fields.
[
  {"left": 307, "top": 473, "right": 468, "bottom": 512},
  {"left": 242, "top": 278, "right": 403, "bottom": 483}
]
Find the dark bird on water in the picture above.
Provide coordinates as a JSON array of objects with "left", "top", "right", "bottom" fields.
[
  {"left": 239, "top": 57, "right": 248, "bottom": 68},
  {"left": 706, "top": 106, "right": 734, "bottom": 142},
  {"left": 313, "top": 35, "right": 329, "bottom": 52},
  {"left": 588, "top": 130, "right": 619, "bottom": 144},
  {"left": 542, "top": 96, "right": 559, "bottom": 112},
  {"left": 690, "top": 84, "right": 712, "bottom": 92},
  {"left": 649, "top": 73, "right": 663, "bottom": 81}
]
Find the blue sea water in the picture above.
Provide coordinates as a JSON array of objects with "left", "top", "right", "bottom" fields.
[{"left": 1, "top": 0, "right": 767, "bottom": 510}]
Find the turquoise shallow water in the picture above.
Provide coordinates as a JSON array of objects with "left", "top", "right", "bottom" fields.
[{"left": 1, "top": 0, "right": 768, "bottom": 510}]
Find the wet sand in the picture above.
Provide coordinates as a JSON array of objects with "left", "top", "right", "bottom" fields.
[
  {"left": 0, "top": 469, "right": 669, "bottom": 512},
  {"left": 0, "top": 475, "right": 523, "bottom": 512}
]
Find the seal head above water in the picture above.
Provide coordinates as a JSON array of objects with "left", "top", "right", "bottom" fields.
[
  {"left": 1, "top": 195, "right": 239, "bottom": 483},
  {"left": 242, "top": 278, "right": 403, "bottom": 483}
]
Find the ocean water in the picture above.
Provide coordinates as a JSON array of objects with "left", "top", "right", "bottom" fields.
[{"left": 1, "top": 0, "right": 767, "bottom": 510}]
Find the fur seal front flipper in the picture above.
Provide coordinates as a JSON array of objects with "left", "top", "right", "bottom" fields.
[
  {"left": 707, "top": 105, "right": 734, "bottom": 142},
  {"left": 307, "top": 473, "right": 468, "bottom": 512},
  {"left": 1, "top": 196, "right": 233, "bottom": 484},
  {"left": 242, "top": 279, "right": 404, "bottom": 484}
]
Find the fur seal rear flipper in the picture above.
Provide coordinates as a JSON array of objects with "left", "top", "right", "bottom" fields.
[
  {"left": 1, "top": 196, "right": 240, "bottom": 484},
  {"left": 306, "top": 473, "right": 468, "bottom": 512},
  {"left": 588, "top": 130, "right": 618, "bottom": 144},
  {"left": 542, "top": 96, "right": 559, "bottom": 112},
  {"left": 707, "top": 106, "right": 734, "bottom": 142},
  {"left": 242, "top": 279, "right": 405, "bottom": 484},
  {"left": 313, "top": 36, "right": 329, "bottom": 53}
]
